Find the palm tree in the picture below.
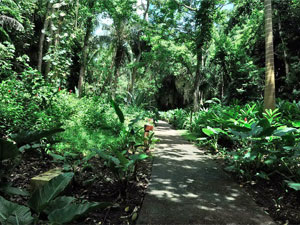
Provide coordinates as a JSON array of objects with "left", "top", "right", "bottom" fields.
[
  {"left": 264, "top": 0, "right": 276, "bottom": 110},
  {"left": 0, "top": 15, "right": 24, "bottom": 31}
]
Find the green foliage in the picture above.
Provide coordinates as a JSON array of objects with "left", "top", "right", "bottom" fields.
[
  {"left": 162, "top": 100, "right": 300, "bottom": 186},
  {"left": 48, "top": 201, "right": 111, "bottom": 225},
  {"left": 11, "top": 128, "right": 65, "bottom": 148},
  {"left": 0, "top": 184, "right": 29, "bottom": 197},
  {"left": 0, "top": 171, "right": 111, "bottom": 225},
  {"left": 0, "top": 71, "right": 70, "bottom": 138},
  {"left": 111, "top": 99, "right": 125, "bottom": 124},
  {"left": 27, "top": 172, "right": 111, "bottom": 223},
  {"left": 28, "top": 172, "right": 74, "bottom": 213},
  {"left": 49, "top": 151, "right": 94, "bottom": 176},
  {"left": 0, "top": 196, "right": 33, "bottom": 225},
  {"left": 93, "top": 148, "right": 148, "bottom": 185},
  {"left": 0, "top": 42, "right": 15, "bottom": 79}
]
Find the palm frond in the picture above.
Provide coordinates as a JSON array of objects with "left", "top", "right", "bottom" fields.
[{"left": 0, "top": 15, "right": 24, "bottom": 31}]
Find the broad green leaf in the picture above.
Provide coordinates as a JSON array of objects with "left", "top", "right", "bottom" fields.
[
  {"left": 230, "top": 125, "right": 251, "bottom": 132},
  {"left": 259, "top": 127, "right": 277, "bottom": 137},
  {"left": 0, "top": 184, "right": 29, "bottom": 196},
  {"left": 129, "top": 154, "right": 148, "bottom": 161},
  {"left": 285, "top": 181, "right": 300, "bottom": 191},
  {"left": 202, "top": 128, "right": 214, "bottom": 136},
  {"left": 256, "top": 172, "right": 270, "bottom": 180},
  {"left": 249, "top": 123, "right": 263, "bottom": 137},
  {"left": 111, "top": 100, "right": 125, "bottom": 124},
  {"left": 257, "top": 118, "right": 271, "bottom": 129},
  {"left": 264, "top": 159, "right": 276, "bottom": 165},
  {"left": 0, "top": 139, "right": 19, "bottom": 160},
  {"left": 48, "top": 202, "right": 112, "bottom": 224},
  {"left": 292, "top": 121, "right": 300, "bottom": 128},
  {"left": 44, "top": 196, "right": 75, "bottom": 215},
  {"left": 28, "top": 172, "right": 74, "bottom": 213},
  {"left": 230, "top": 129, "right": 250, "bottom": 138},
  {"left": 11, "top": 128, "right": 64, "bottom": 147},
  {"left": 49, "top": 152, "right": 65, "bottom": 161},
  {"left": 202, "top": 127, "right": 219, "bottom": 136},
  {"left": 273, "top": 128, "right": 297, "bottom": 137},
  {"left": 283, "top": 146, "right": 293, "bottom": 151},
  {"left": 0, "top": 196, "right": 33, "bottom": 225},
  {"left": 93, "top": 149, "right": 120, "bottom": 166},
  {"left": 114, "top": 150, "right": 129, "bottom": 167}
]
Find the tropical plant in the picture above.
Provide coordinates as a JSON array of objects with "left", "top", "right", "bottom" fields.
[
  {"left": 0, "top": 196, "right": 33, "bottom": 225},
  {"left": 1, "top": 172, "right": 112, "bottom": 225}
]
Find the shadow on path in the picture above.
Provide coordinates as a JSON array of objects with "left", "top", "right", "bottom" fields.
[{"left": 137, "top": 121, "right": 275, "bottom": 225}]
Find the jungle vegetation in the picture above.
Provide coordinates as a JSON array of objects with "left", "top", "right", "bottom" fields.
[{"left": 1, "top": 0, "right": 300, "bottom": 224}]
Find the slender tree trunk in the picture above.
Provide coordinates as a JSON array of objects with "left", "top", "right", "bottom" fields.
[
  {"left": 44, "top": 13, "right": 54, "bottom": 78},
  {"left": 192, "top": 0, "right": 216, "bottom": 111},
  {"left": 128, "top": 43, "right": 142, "bottom": 102},
  {"left": 278, "top": 15, "right": 289, "bottom": 79},
  {"left": 143, "top": 0, "right": 150, "bottom": 21},
  {"left": 112, "top": 66, "right": 120, "bottom": 100},
  {"left": 264, "top": 0, "right": 276, "bottom": 110},
  {"left": 193, "top": 53, "right": 202, "bottom": 112},
  {"left": 127, "top": 0, "right": 150, "bottom": 102},
  {"left": 78, "top": 17, "right": 92, "bottom": 97},
  {"left": 38, "top": 1, "right": 53, "bottom": 73}
]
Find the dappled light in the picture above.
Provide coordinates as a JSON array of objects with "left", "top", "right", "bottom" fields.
[
  {"left": 1, "top": 0, "right": 300, "bottom": 224},
  {"left": 138, "top": 121, "right": 275, "bottom": 225}
]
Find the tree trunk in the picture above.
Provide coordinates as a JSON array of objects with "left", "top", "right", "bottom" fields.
[
  {"left": 193, "top": 53, "right": 202, "bottom": 112},
  {"left": 112, "top": 66, "right": 120, "bottom": 100},
  {"left": 128, "top": 41, "right": 142, "bottom": 102},
  {"left": 44, "top": 13, "right": 54, "bottom": 78},
  {"left": 45, "top": 8, "right": 64, "bottom": 78},
  {"left": 143, "top": 0, "right": 150, "bottom": 21},
  {"left": 127, "top": 0, "right": 150, "bottom": 103},
  {"left": 78, "top": 17, "right": 92, "bottom": 97},
  {"left": 37, "top": 1, "right": 53, "bottom": 73},
  {"left": 264, "top": 0, "right": 276, "bottom": 110},
  {"left": 278, "top": 15, "right": 289, "bottom": 79}
]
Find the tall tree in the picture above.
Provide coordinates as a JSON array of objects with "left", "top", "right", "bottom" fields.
[
  {"left": 128, "top": 0, "right": 150, "bottom": 102},
  {"left": 175, "top": 0, "right": 217, "bottom": 111},
  {"left": 37, "top": 1, "right": 53, "bottom": 73},
  {"left": 264, "top": 0, "right": 276, "bottom": 110},
  {"left": 101, "top": 0, "right": 136, "bottom": 99},
  {"left": 78, "top": 16, "right": 93, "bottom": 97},
  {"left": 77, "top": 0, "right": 98, "bottom": 97}
]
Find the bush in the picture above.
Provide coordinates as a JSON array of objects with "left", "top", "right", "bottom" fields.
[
  {"left": 161, "top": 100, "right": 300, "bottom": 187},
  {"left": 0, "top": 69, "right": 68, "bottom": 137}
]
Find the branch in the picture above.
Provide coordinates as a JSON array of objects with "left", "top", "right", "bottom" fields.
[
  {"left": 143, "top": 0, "right": 150, "bottom": 21},
  {"left": 173, "top": 0, "right": 197, "bottom": 11}
]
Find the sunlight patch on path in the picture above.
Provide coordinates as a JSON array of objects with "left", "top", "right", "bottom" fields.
[{"left": 137, "top": 121, "right": 275, "bottom": 225}]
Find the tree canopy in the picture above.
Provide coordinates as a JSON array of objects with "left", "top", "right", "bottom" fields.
[{"left": 1, "top": 0, "right": 299, "bottom": 109}]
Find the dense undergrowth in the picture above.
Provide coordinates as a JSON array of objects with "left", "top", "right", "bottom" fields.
[
  {"left": 0, "top": 72, "right": 156, "bottom": 224},
  {"left": 160, "top": 99, "right": 300, "bottom": 190}
]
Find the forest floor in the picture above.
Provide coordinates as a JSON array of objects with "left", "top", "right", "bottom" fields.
[
  {"left": 7, "top": 151, "right": 152, "bottom": 224},
  {"left": 137, "top": 120, "right": 274, "bottom": 225},
  {"left": 6, "top": 121, "right": 300, "bottom": 224}
]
